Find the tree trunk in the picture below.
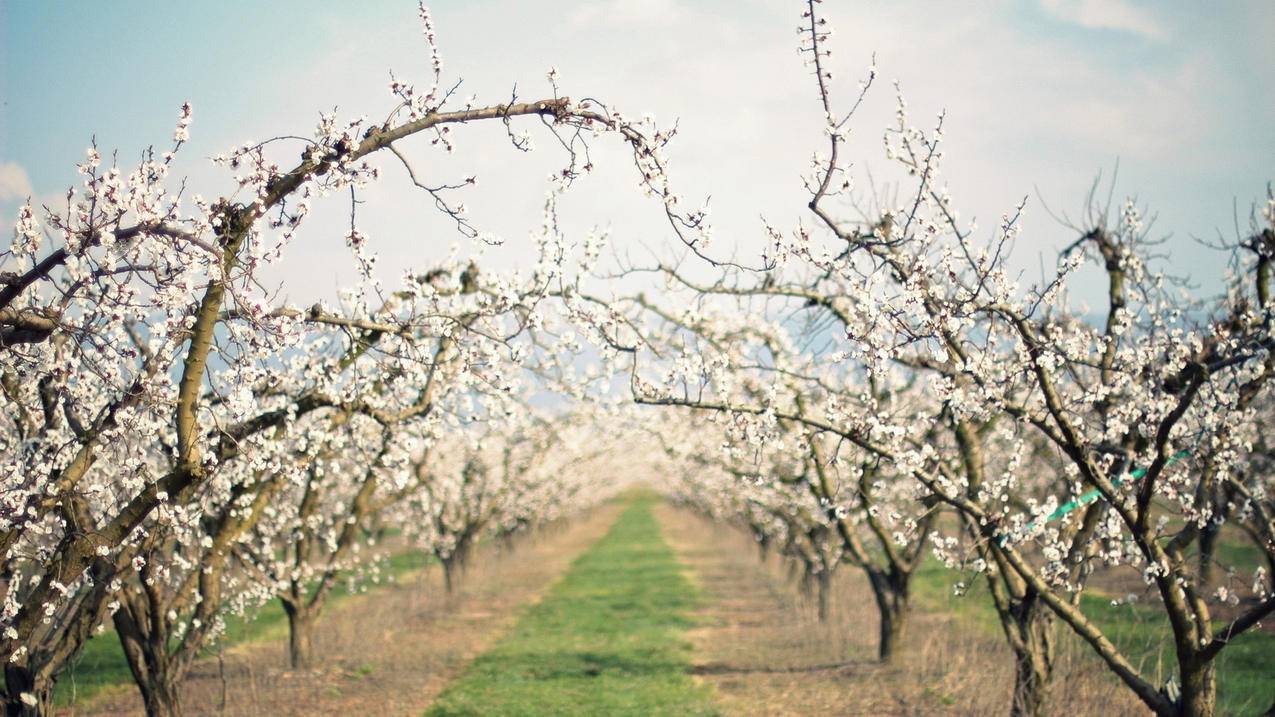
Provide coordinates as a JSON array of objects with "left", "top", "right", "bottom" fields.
[
  {"left": 282, "top": 600, "right": 316, "bottom": 670},
  {"left": 138, "top": 677, "right": 183, "bottom": 717},
  {"left": 816, "top": 570, "right": 831, "bottom": 623},
  {"left": 1176, "top": 657, "right": 1216, "bottom": 717},
  {"left": 3, "top": 664, "right": 53, "bottom": 717},
  {"left": 115, "top": 629, "right": 184, "bottom": 717},
  {"left": 113, "top": 605, "right": 187, "bottom": 717},
  {"left": 867, "top": 568, "right": 910, "bottom": 663},
  {"left": 876, "top": 601, "right": 905, "bottom": 663},
  {"left": 1002, "top": 591, "right": 1055, "bottom": 717},
  {"left": 442, "top": 558, "right": 456, "bottom": 595}
]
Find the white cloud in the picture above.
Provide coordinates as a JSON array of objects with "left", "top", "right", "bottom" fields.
[
  {"left": 1040, "top": 0, "right": 1170, "bottom": 41},
  {"left": 0, "top": 162, "right": 34, "bottom": 202}
]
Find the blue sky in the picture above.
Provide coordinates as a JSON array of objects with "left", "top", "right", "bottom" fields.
[{"left": 2, "top": 0, "right": 1272, "bottom": 304}]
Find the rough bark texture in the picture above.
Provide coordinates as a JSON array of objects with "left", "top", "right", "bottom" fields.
[
  {"left": 115, "top": 617, "right": 184, "bottom": 717},
  {"left": 1176, "top": 657, "right": 1217, "bottom": 717}
]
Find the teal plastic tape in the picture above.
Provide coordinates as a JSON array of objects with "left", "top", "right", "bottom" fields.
[{"left": 995, "top": 449, "right": 1190, "bottom": 547}]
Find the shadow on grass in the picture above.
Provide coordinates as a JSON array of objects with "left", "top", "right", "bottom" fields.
[{"left": 688, "top": 660, "right": 861, "bottom": 676}]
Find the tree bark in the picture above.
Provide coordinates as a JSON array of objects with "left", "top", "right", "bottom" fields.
[
  {"left": 115, "top": 622, "right": 184, "bottom": 717},
  {"left": 111, "top": 579, "right": 201, "bottom": 717},
  {"left": 1176, "top": 656, "right": 1216, "bottom": 717},
  {"left": 138, "top": 677, "right": 183, "bottom": 717},
  {"left": 1006, "top": 596, "right": 1055, "bottom": 717},
  {"left": 816, "top": 570, "right": 831, "bottom": 623},
  {"left": 442, "top": 558, "right": 457, "bottom": 595},
  {"left": 282, "top": 600, "right": 316, "bottom": 670},
  {"left": 867, "top": 568, "right": 910, "bottom": 663}
]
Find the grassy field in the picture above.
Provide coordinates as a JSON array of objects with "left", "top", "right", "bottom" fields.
[
  {"left": 425, "top": 493, "right": 716, "bottom": 717},
  {"left": 55, "top": 550, "right": 431, "bottom": 706}
]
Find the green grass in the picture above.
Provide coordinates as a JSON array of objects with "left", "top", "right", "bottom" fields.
[
  {"left": 425, "top": 494, "right": 717, "bottom": 717},
  {"left": 913, "top": 556, "right": 1275, "bottom": 715},
  {"left": 54, "top": 549, "right": 432, "bottom": 706}
]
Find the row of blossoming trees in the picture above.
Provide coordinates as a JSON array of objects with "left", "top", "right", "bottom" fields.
[
  {"left": 635, "top": 136, "right": 1274, "bottom": 716},
  {"left": 4, "top": 2, "right": 1274, "bottom": 717},
  {"left": 566, "top": 4, "right": 1271, "bottom": 716}
]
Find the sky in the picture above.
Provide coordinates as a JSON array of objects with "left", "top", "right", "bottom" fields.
[{"left": 2, "top": 0, "right": 1272, "bottom": 307}]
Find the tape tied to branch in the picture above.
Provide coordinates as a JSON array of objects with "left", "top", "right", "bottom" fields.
[{"left": 995, "top": 449, "right": 1190, "bottom": 547}]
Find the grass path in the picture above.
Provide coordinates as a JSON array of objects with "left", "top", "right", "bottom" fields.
[
  {"left": 68, "top": 504, "right": 624, "bottom": 715},
  {"left": 425, "top": 493, "right": 717, "bottom": 717}
]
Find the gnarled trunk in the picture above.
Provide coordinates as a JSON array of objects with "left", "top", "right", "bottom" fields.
[
  {"left": 1005, "top": 595, "right": 1055, "bottom": 717},
  {"left": 135, "top": 675, "right": 183, "bottom": 717},
  {"left": 114, "top": 615, "right": 184, "bottom": 717}
]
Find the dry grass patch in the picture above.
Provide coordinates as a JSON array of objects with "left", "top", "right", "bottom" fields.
[{"left": 657, "top": 505, "right": 1149, "bottom": 716}]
